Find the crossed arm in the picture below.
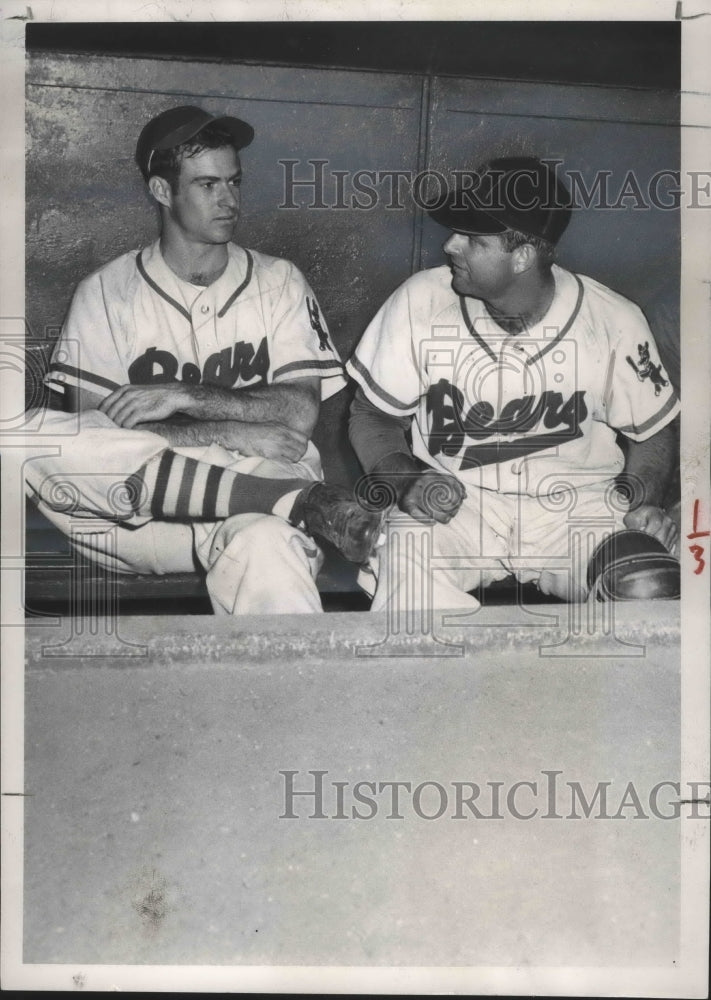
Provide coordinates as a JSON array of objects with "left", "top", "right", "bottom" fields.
[{"left": 66, "top": 378, "right": 321, "bottom": 463}]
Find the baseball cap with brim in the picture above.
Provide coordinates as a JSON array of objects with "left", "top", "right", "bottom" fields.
[
  {"left": 136, "top": 105, "right": 254, "bottom": 179},
  {"left": 428, "top": 156, "right": 572, "bottom": 245}
]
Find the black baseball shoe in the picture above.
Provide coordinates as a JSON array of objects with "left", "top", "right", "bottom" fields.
[{"left": 290, "top": 482, "right": 384, "bottom": 564}]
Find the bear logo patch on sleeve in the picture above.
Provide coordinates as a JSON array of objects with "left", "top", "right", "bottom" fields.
[
  {"left": 625, "top": 341, "right": 669, "bottom": 396},
  {"left": 307, "top": 297, "right": 332, "bottom": 352}
]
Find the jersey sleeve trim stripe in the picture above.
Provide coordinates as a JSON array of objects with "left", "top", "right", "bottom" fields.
[
  {"left": 217, "top": 250, "right": 254, "bottom": 318},
  {"left": 137, "top": 251, "right": 191, "bottom": 322},
  {"left": 526, "top": 275, "right": 584, "bottom": 364},
  {"left": 346, "top": 355, "right": 417, "bottom": 413},
  {"left": 272, "top": 359, "right": 346, "bottom": 380},
  {"left": 45, "top": 363, "right": 121, "bottom": 394},
  {"left": 616, "top": 393, "right": 680, "bottom": 437}
]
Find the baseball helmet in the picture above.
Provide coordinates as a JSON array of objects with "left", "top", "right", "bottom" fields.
[
  {"left": 587, "top": 529, "right": 680, "bottom": 601},
  {"left": 136, "top": 105, "right": 254, "bottom": 179}
]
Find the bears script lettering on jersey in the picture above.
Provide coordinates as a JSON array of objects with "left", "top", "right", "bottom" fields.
[
  {"left": 348, "top": 264, "right": 679, "bottom": 497},
  {"left": 46, "top": 242, "right": 345, "bottom": 405}
]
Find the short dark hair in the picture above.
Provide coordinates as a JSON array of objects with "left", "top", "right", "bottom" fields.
[
  {"left": 148, "top": 123, "right": 239, "bottom": 191},
  {"left": 498, "top": 228, "right": 556, "bottom": 267}
]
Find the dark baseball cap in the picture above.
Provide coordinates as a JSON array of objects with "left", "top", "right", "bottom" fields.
[
  {"left": 428, "top": 156, "right": 572, "bottom": 245},
  {"left": 135, "top": 105, "right": 255, "bottom": 179}
]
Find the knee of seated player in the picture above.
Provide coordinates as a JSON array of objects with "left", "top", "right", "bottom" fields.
[
  {"left": 385, "top": 506, "right": 466, "bottom": 536},
  {"left": 216, "top": 512, "right": 322, "bottom": 561},
  {"left": 378, "top": 509, "right": 478, "bottom": 577},
  {"left": 537, "top": 570, "right": 588, "bottom": 603},
  {"left": 379, "top": 510, "right": 453, "bottom": 559}
]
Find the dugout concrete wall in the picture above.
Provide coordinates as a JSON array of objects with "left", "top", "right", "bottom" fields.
[{"left": 26, "top": 51, "right": 680, "bottom": 485}]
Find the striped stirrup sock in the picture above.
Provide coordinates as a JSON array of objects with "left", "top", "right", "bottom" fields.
[{"left": 126, "top": 449, "right": 310, "bottom": 521}]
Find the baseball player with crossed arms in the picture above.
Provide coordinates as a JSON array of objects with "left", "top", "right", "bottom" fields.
[
  {"left": 28, "top": 106, "right": 382, "bottom": 615},
  {"left": 347, "top": 156, "right": 680, "bottom": 609}
]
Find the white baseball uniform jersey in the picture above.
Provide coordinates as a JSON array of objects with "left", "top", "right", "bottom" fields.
[
  {"left": 348, "top": 263, "right": 679, "bottom": 607},
  {"left": 347, "top": 263, "right": 679, "bottom": 497},
  {"left": 46, "top": 239, "right": 345, "bottom": 406},
  {"left": 36, "top": 241, "right": 346, "bottom": 614}
]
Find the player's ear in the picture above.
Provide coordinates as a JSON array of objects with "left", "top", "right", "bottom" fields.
[
  {"left": 148, "top": 175, "right": 173, "bottom": 208},
  {"left": 511, "top": 243, "right": 536, "bottom": 275}
]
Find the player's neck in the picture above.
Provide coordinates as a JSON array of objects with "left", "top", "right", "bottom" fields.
[
  {"left": 484, "top": 269, "right": 556, "bottom": 336},
  {"left": 159, "top": 234, "right": 229, "bottom": 287}
]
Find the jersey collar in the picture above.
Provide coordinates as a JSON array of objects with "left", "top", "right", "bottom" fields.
[
  {"left": 137, "top": 240, "right": 254, "bottom": 321},
  {"left": 459, "top": 265, "right": 585, "bottom": 364}
]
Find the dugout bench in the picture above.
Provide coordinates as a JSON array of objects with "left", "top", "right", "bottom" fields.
[
  {"left": 24, "top": 497, "right": 559, "bottom": 616},
  {"left": 23, "top": 496, "right": 373, "bottom": 615}
]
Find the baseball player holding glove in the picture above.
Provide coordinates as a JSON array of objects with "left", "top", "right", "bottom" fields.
[
  {"left": 347, "top": 156, "right": 680, "bottom": 609},
  {"left": 31, "top": 106, "right": 382, "bottom": 614}
]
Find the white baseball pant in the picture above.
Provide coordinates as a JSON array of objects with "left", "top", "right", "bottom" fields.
[
  {"left": 359, "top": 484, "right": 627, "bottom": 611},
  {"left": 23, "top": 409, "right": 325, "bottom": 615}
]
